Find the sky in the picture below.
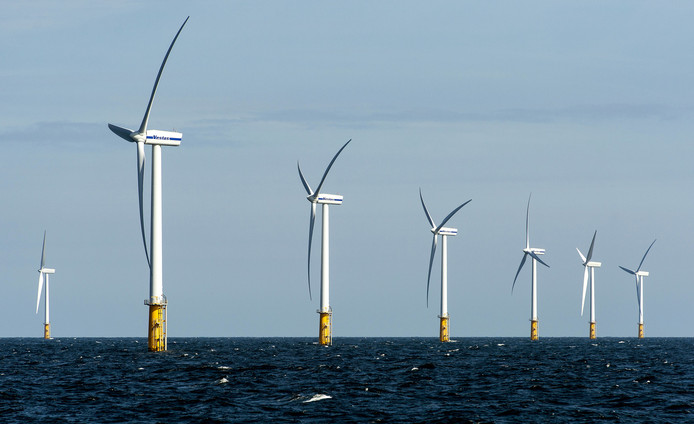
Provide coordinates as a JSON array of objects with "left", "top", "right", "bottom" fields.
[{"left": 2, "top": 1, "right": 694, "bottom": 338}]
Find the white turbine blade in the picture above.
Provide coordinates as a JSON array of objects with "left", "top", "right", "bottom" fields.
[
  {"left": 40, "top": 231, "right": 47, "bottom": 269},
  {"left": 512, "top": 252, "right": 528, "bottom": 293},
  {"left": 297, "top": 162, "right": 313, "bottom": 196},
  {"left": 581, "top": 266, "right": 588, "bottom": 316},
  {"left": 419, "top": 189, "right": 436, "bottom": 228},
  {"left": 36, "top": 272, "right": 44, "bottom": 314},
  {"left": 525, "top": 193, "right": 532, "bottom": 249},
  {"left": 313, "top": 139, "right": 351, "bottom": 196},
  {"left": 635, "top": 276, "right": 641, "bottom": 314},
  {"left": 586, "top": 230, "right": 597, "bottom": 263},
  {"left": 576, "top": 248, "right": 587, "bottom": 264},
  {"left": 137, "top": 16, "right": 190, "bottom": 134},
  {"left": 636, "top": 239, "right": 656, "bottom": 272},
  {"left": 619, "top": 265, "right": 636, "bottom": 275},
  {"left": 306, "top": 203, "right": 316, "bottom": 300},
  {"left": 137, "top": 142, "right": 151, "bottom": 268},
  {"left": 108, "top": 124, "right": 135, "bottom": 142},
  {"left": 426, "top": 234, "right": 437, "bottom": 307},
  {"left": 436, "top": 199, "right": 472, "bottom": 233},
  {"left": 528, "top": 251, "right": 550, "bottom": 268}
]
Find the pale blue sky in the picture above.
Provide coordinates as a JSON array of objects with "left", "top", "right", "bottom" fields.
[{"left": 2, "top": 1, "right": 694, "bottom": 338}]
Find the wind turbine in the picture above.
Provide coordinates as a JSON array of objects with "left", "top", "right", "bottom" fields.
[
  {"left": 108, "top": 17, "right": 188, "bottom": 352},
  {"left": 419, "top": 189, "right": 471, "bottom": 342},
  {"left": 298, "top": 139, "right": 351, "bottom": 345},
  {"left": 577, "top": 231, "right": 601, "bottom": 339},
  {"left": 35, "top": 231, "right": 55, "bottom": 339},
  {"left": 619, "top": 239, "right": 656, "bottom": 338},
  {"left": 512, "top": 194, "right": 550, "bottom": 340}
]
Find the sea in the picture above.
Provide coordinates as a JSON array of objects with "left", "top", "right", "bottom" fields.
[{"left": 1, "top": 337, "right": 692, "bottom": 423}]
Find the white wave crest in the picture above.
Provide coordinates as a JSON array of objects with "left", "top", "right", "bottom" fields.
[{"left": 303, "top": 394, "right": 332, "bottom": 403}]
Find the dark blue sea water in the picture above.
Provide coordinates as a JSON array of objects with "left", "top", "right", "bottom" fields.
[{"left": 1, "top": 337, "right": 692, "bottom": 423}]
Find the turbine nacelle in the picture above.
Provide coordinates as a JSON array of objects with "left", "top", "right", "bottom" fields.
[
  {"left": 39, "top": 268, "right": 55, "bottom": 274},
  {"left": 586, "top": 261, "right": 602, "bottom": 268},
  {"left": 523, "top": 247, "right": 545, "bottom": 255},
  {"left": 145, "top": 129, "right": 183, "bottom": 146},
  {"left": 636, "top": 270, "right": 649, "bottom": 277},
  {"left": 433, "top": 227, "right": 457, "bottom": 236},
  {"left": 308, "top": 193, "right": 343, "bottom": 205}
]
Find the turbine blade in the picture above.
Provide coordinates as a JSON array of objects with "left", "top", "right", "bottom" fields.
[
  {"left": 419, "top": 189, "right": 436, "bottom": 228},
  {"left": 525, "top": 193, "right": 532, "bottom": 249},
  {"left": 528, "top": 251, "right": 550, "bottom": 268},
  {"left": 426, "top": 234, "right": 437, "bottom": 307},
  {"left": 512, "top": 253, "right": 528, "bottom": 293},
  {"left": 576, "top": 248, "right": 587, "bottom": 264},
  {"left": 40, "top": 231, "right": 46, "bottom": 269},
  {"left": 636, "top": 239, "right": 656, "bottom": 272},
  {"left": 435, "top": 199, "right": 472, "bottom": 233},
  {"left": 306, "top": 203, "right": 316, "bottom": 300},
  {"left": 108, "top": 124, "right": 135, "bottom": 142},
  {"left": 297, "top": 162, "right": 313, "bottom": 196},
  {"left": 635, "top": 276, "right": 641, "bottom": 314},
  {"left": 137, "top": 142, "right": 151, "bottom": 268},
  {"left": 36, "top": 272, "right": 44, "bottom": 314},
  {"left": 586, "top": 230, "right": 597, "bottom": 263},
  {"left": 581, "top": 266, "right": 588, "bottom": 316},
  {"left": 619, "top": 265, "right": 636, "bottom": 275},
  {"left": 137, "top": 16, "right": 190, "bottom": 135},
  {"left": 313, "top": 139, "right": 351, "bottom": 196}
]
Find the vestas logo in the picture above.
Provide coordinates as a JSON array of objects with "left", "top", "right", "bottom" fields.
[{"left": 148, "top": 135, "right": 171, "bottom": 141}]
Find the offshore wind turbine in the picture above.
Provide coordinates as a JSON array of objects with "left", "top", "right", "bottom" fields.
[
  {"left": 577, "top": 231, "right": 601, "bottom": 339},
  {"left": 512, "top": 194, "right": 550, "bottom": 340},
  {"left": 619, "top": 239, "right": 656, "bottom": 338},
  {"left": 419, "top": 189, "right": 471, "bottom": 342},
  {"left": 298, "top": 139, "right": 351, "bottom": 345},
  {"left": 35, "top": 231, "right": 55, "bottom": 339},
  {"left": 108, "top": 17, "right": 188, "bottom": 352}
]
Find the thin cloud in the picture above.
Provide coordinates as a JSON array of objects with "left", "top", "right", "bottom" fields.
[{"left": 200, "top": 103, "right": 689, "bottom": 127}]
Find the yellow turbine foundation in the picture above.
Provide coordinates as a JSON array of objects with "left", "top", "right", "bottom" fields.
[
  {"left": 638, "top": 323, "right": 644, "bottom": 338},
  {"left": 439, "top": 316, "right": 450, "bottom": 342},
  {"left": 589, "top": 322, "right": 596, "bottom": 339},
  {"left": 44, "top": 323, "right": 50, "bottom": 339},
  {"left": 148, "top": 304, "right": 167, "bottom": 352},
  {"left": 318, "top": 311, "right": 332, "bottom": 345},
  {"left": 530, "top": 320, "right": 539, "bottom": 340}
]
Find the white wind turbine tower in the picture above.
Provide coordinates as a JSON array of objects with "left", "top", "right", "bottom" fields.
[
  {"left": 577, "top": 230, "right": 601, "bottom": 339},
  {"left": 298, "top": 139, "right": 351, "bottom": 346},
  {"left": 419, "top": 189, "right": 471, "bottom": 342},
  {"left": 108, "top": 17, "right": 188, "bottom": 352},
  {"left": 35, "top": 231, "right": 55, "bottom": 339},
  {"left": 512, "top": 194, "right": 550, "bottom": 340},
  {"left": 619, "top": 239, "right": 656, "bottom": 338}
]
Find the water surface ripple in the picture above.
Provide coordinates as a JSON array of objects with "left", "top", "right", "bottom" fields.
[{"left": 1, "top": 337, "right": 692, "bottom": 422}]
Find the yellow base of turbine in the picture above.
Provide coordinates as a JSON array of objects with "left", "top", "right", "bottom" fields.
[
  {"left": 318, "top": 311, "right": 332, "bottom": 346},
  {"left": 147, "top": 304, "right": 167, "bottom": 352},
  {"left": 638, "top": 323, "right": 644, "bottom": 339},
  {"left": 530, "top": 320, "right": 538, "bottom": 340},
  {"left": 439, "top": 316, "right": 450, "bottom": 342},
  {"left": 589, "top": 322, "right": 596, "bottom": 339},
  {"left": 44, "top": 323, "right": 50, "bottom": 339}
]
